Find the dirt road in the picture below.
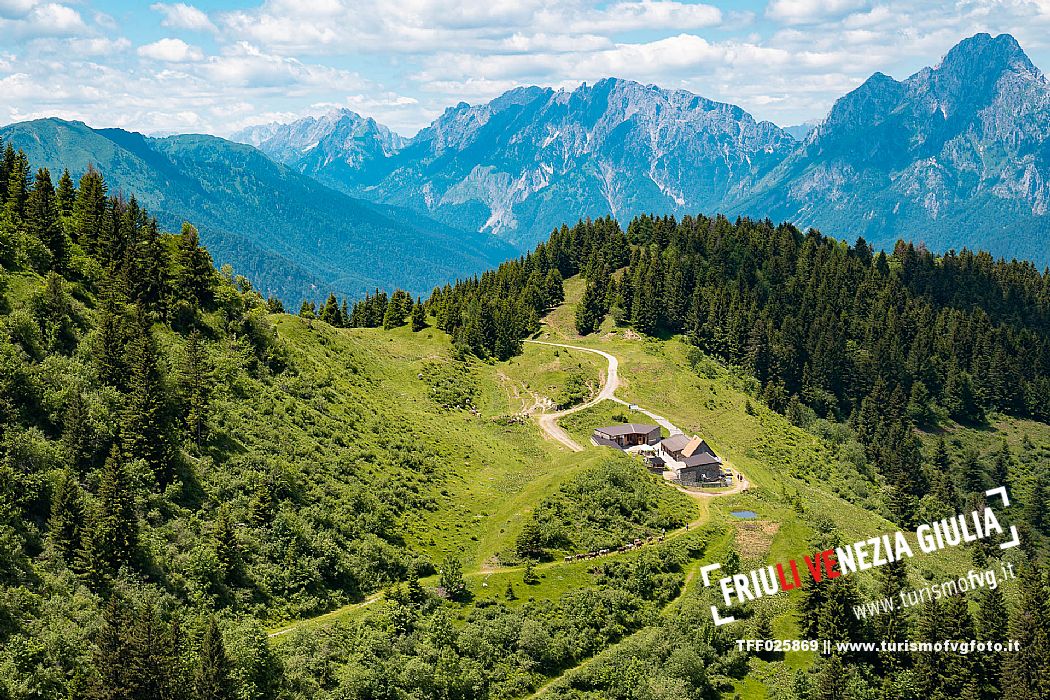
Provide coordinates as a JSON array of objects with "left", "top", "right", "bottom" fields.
[{"left": 524, "top": 340, "right": 683, "bottom": 451}]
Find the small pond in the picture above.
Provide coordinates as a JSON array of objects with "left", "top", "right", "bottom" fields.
[{"left": 729, "top": 510, "right": 758, "bottom": 519}]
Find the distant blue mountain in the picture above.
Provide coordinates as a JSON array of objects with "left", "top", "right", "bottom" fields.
[
  {"left": 234, "top": 79, "right": 797, "bottom": 248},
  {"left": 236, "top": 33, "right": 1050, "bottom": 264},
  {"left": 0, "top": 118, "right": 516, "bottom": 302},
  {"left": 735, "top": 33, "right": 1050, "bottom": 264}
]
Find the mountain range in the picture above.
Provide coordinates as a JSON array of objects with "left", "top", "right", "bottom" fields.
[
  {"left": 2, "top": 32, "right": 1045, "bottom": 304},
  {"left": 0, "top": 119, "right": 515, "bottom": 302},
  {"left": 234, "top": 32, "right": 1050, "bottom": 264}
]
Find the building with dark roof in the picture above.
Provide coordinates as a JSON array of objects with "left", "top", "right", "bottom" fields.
[
  {"left": 658, "top": 434, "right": 724, "bottom": 485},
  {"left": 591, "top": 423, "right": 661, "bottom": 449}
]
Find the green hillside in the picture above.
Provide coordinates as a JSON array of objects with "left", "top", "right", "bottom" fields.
[
  {"left": 0, "top": 119, "right": 517, "bottom": 303},
  {"left": 1, "top": 140, "right": 1049, "bottom": 700}
]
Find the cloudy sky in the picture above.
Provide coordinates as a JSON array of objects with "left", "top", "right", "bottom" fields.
[{"left": 1, "top": 0, "right": 1049, "bottom": 137}]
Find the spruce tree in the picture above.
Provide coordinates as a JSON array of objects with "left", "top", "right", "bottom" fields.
[
  {"left": 56, "top": 168, "right": 75, "bottom": 216},
  {"left": 88, "top": 596, "right": 135, "bottom": 700},
  {"left": 975, "top": 584, "right": 1007, "bottom": 698},
  {"left": 212, "top": 506, "right": 240, "bottom": 586},
  {"left": 4, "top": 149, "right": 29, "bottom": 223},
  {"left": 27, "top": 168, "right": 69, "bottom": 271},
  {"left": 50, "top": 469, "right": 84, "bottom": 562},
  {"left": 175, "top": 223, "right": 214, "bottom": 308},
  {"left": 94, "top": 300, "right": 127, "bottom": 388},
  {"left": 122, "top": 316, "right": 172, "bottom": 482},
  {"left": 73, "top": 165, "right": 107, "bottom": 251},
  {"left": 319, "top": 292, "right": 341, "bottom": 326},
  {"left": 411, "top": 297, "right": 426, "bottom": 332},
  {"left": 62, "top": 391, "right": 95, "bottom": 472},
  {"left": 132, "top": 219, "right": 168, "bottom": 313},
  {"left": 1022, "top": 470, "right": 1047, "bottom": 533},
  {"left": 84, "top": 446, "right": 139, "bottom": 581},
  {"left": 1003, "top": 563, "right": 1050, "bottom": 699},
  {"left": 129, "top": 604, "right": 188, "bottom": 700},
  {"left": 179, "top": 330, "right": 211, "bottom": 449},
  {"left": 574, "top": 278, "right": 605, "bottom": 335},
  {"left": 194, "top": 617, "right": 236, "bottom": 700},
  {"left": 35, "top": 271, "right": 77, "bottom": 353}
]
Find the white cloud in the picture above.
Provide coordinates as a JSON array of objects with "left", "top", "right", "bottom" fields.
[
  {"left": 766, "top": 0, "right": 870, "bottom": 25},
  {"left": 138, "top": 37, "right": 204, "bottom": 62},
  {"left": 0, "top": 0, "right": 35, "bottom": 20},
  {"left": 2, "top": 0, "right": 1050, "bottom": 138},
  {"left": 150, "top": 2, "right": 217, "bottom": 32},
  {"left": 31, "top": 36, "right": 132, "bottom": 56},
  {"left": 576, "top": 1, "right": 723, "bottom": 32},
  {"left": 198, "top": 41, "right": 364, "bottom": 89},
  {"left": 0, "top": 2, "right": 87, "bottom": 38}
]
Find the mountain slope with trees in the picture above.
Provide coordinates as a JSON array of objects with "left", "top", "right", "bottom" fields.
[
  {"left": 3, "top": 132, "right": 1050, "bottom": 700},
  {"left": 0, "top": 118, "right": 517, "bottom": 304}
]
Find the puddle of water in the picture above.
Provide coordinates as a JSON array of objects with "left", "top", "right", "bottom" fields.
[{"left": 730, "top": 510, "right": 758, "bottom": 519}]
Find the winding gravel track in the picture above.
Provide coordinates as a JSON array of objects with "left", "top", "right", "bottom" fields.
[{"left": 524, "top": 340, "right": 682, "bottom": 450}]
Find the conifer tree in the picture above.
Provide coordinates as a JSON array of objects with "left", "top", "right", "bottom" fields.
[
  {"left": 62, "top": 391, "right": 95, "bottom": 472},
  {"left": 266, "top": 295, "right": 285, "bottom": 314},
  {"left": 89, "top": 598, "right": 187, "bottom": 700},
  {"left": 212, "top": 506, "right": 240, "bottom": 586},
  {"left": 319, "top": 292, "right": 341, "bottom": 326},
  {"left": 27, "top": 168, "right": 69, "bottom": 271},
  {"left": 132, "top": 219, "right": 168, "bottom": 313},
  {"left": 50, "top": 469, "right": 84, "bottom": 562},
  {"left": 1003, "top": 564, "right": 1050, "bottom": 700},
  {"left": 129, "top": 604, "right": 188, "bottom": 700},
  {"left": 180, "top": 329, "right": 211, "bottom": 449},
  {"left": 175, "top": 223, "right": 214, "bottom": 307},
  {"left": 4, "top": 149, "right": 30, "bottom": 223},
  {"left": 56, "top": 168, "right": 75, "bottom": 217},
  {"left": 875, "top": 559, "right": 910, "bottom": 672},
  {"left": 815, "top": 654, "right": 845, "bottom": 700},
  {"left": 575, "top": 278, "right": 605, "bottom": 335},
  {"left": 194, "top": 617, "right": 236, "bottom": 700},
  {"left": 411, "top": 298, "right": 426, "bottom": 332},
  {"left": 383, "top": 289, "right": 412, "bottom": 329},
  {"left": 72, "top": 165, "right": 107, "bottom": 251},
  {"left": 122, "top": 316, "right": 172, "bottom": 481},
  {"left": 1023, "top": 470, "right": 1047, "bottom": 533},
  {"left": 84, "top": 446, "right": 139, "bottom": 581},
  {"left": 87, "top": 596, "right": 135, "bottom": 700},
  {"left": 35, "top": 271, "right": 77, "bottom": 353},
  {"left": 991, "top": 440, "right": 1011, "bottom": 489},
  {"left": 975, "top": 584, "right": 1007, "bottom": 697},
  {"left": 94, "top": 300, "right": 127, "bottom": 388}
]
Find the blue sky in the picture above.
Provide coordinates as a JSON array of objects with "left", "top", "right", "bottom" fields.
[{"left": 1, "top": 0, "right": 1049, "bottom": 136}]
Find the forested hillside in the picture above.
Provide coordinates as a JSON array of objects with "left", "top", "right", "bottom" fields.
[
  {"left": 4, "top": 129, "right": 1050, "bottom": 700},
  {"left": 0, "top": 119, "right": 517, "bottom": 303},
  {"left": 0, "top": 140, "right": 747, "bottom": 698},
  {"left": 347, "top": 214, "right": 1050, "bottom": 699}
]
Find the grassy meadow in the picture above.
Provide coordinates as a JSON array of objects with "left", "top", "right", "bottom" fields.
[{"left": 259, "top": 275, "right": 1039, "bottom": 698}]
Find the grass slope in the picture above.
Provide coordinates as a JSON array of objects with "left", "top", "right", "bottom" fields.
[{"left": 254, "top": 274, "right": 1043, "bottom": 698}]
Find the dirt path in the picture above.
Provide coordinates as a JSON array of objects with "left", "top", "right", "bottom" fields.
[
  {"left": 524, "top": 339, "right": 750, "bottom": 500},
  {"left": 267, "top": 592, "right": 382, "bottom": 639},
  {"left": 524, "top": 340, "right": 684, "bottom": 451},
  {"left": 270, "top": 342, "right": 747, "bottom": 641}
]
